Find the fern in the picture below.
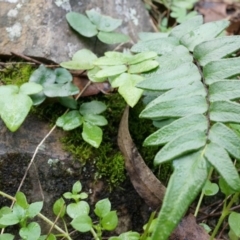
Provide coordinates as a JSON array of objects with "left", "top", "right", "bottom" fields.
[{"left": 132, "top": 16, "right": 240, "bottom": 239}]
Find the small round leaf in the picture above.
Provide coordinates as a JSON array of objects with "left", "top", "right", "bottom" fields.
[
  {"left": 66, "top": 12, "right": 98, "bottom": 37},
  {"left": 97, "top": 31, "right": 130, "bottom": 44},
  {"left": 71, "top": 214, "right": 92, "bottom": 232},
  {"left": 67, "top": 201, "right": 90, "bottom": 219},
  {"left": 79, "top": 101, "right": 107, "bottom": 115},
  {"left": 101, "top": 211, "right": 118, "bottom": 231}
]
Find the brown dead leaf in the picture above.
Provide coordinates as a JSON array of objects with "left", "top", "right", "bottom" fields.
[
  {"left": 118, "top": 106, "right": 166, "bottom": 210},
  {"left": 73, "top": 76, "right": 113, "bottom": 97}
]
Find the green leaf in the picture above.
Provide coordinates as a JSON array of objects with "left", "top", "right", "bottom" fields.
[
  {"left": 53, "top": 198, "right": 66, "bottom": 218},
  {"left": 140, "top": 96, "right": 208, "bottom": 119},
  {"left": 43, "top": 82, "right": 79, "bottom": 97},
  {"left": 54, "top": 68, "right": 72, "bottom": 83},
  {"left": 87, "top": 66, "right": 107, "bottom": 82},
  {"left": 15, "top": 192, "right": 29, "bottom": 209},
  {"left": 67, "top": 201, "right": 90, "bottom": 219},
  {"left": 109, "top": 231, "right": 140, "bottom": 240},
  {"left": 219, "top": 177, "right": 236, "bottom": 196},
  {"left": 209, "top": 123, "right": 240, "bottom": 159},
  {"left": 0, "top": 234, "right": 15, "bottom": 240},
  {"left": 19, "top": 222, "right": 41, "bottom": 240},
  {"left": 95, "top": 65, "right": 127, "bottom": 78},
  {"left": 19, "top": 82, "right": 43, "bottom": 95},
  {"left": 83, "top": 114, "right": 108, "bottom": 126},
  {"left": 86, "top": 9, "right": 122, "bottom": 32},
  {"left": 138, "top": 32, "right": 169, "bottom": 41},
  {"left": 56, "top": 110, "right": 83, "bottom": 131},
  {"left": 0, "top": 85, "right": 18, "bottom": 97},
  {"left": 82, "top": 122, "right": 102, "bottom": 148},
  {"left": 66, "top": 12, "right": 98, "bottom": 37},
  {"left": 180, "top": 20, "right": 229, "bottom": 51},
  {"left": 0, "top": 213, "right": 20, "bottom": 225},
  {"left": 29, "top": 65, "right": 56, "bottom": 85},
  {"left": 204, "top": 57, "right": 240, "bottom": 84},
  {"left": 101, "top": 211, "right": 118, "bottom": 231},
  {"left": 144, "top": 114, "right": 208, "bottom": 146},
  {"left": 151, "top": 151, "right": 208, "bottom": 240},
  {"left": 97, "top": 31, "right": 130, "bottom": 44},
  {"left": 30, "top": 92, "right": 46, "bottom": 106},
  {"left": 137, "top": 62, "right": 201, "bottom": 91},
  {"left": 209, "top": 80, "right": 240, "bottom": 102},
  {"left": 72, "top": 181, "right": 82, "bottom": 194},
  {"left": 94, "top": 198, "right": 111, "bottom": 218},
  {"left": 229, "top": 212, "right": 240, "bottom": 237},
  {"left": 128, "top": 60, "right": 159, "bottom": 74},
  {"left": 94, "top": 56, "right": 126, "bottom": 66},
  {"left": 143, "top": 81, "right": 206, "bottom": 105},
  {"left": 12, "top": 203, "right": 25, "bottom": 221},
  {"left": 128, "top": 51, "right": 157, "bottom": 65},
  {"left": 46, "top": 234, "right": 56, "bottom": 240},
  {"left": 209, "top": 101, "right": 240, "bottom": 124},
  {"left": 0, "top": 93, "right": 32, "bottom": 132},
  {"left": 202, "top": 180, "right": 219, "bottom": 196},
  {"left": 170, "top": 15, "right": 203, "bottom": 39},
  {"left": 58, "top": 97, "right": 78, "bottom": 109},
  {"left": 79, "top": 101, "right": 107, "bottom": 115},
  {"left": 131, "top": 37, "right": 179, "bottom": 55},
  {"left": 205, "top": 142, "right": 240, "bottom": 191},
  {"left": 111, "top": 73, "right": 143, "bottom": 107},
  {"left": 71, "top": 214, "right": 92, "bottom": 232},
  {"left": 154, "top": 130, "right": 207, "bottom": 165},
  {"left": 194, "top": 36, "right": 240, "bottom": 66},
  {"left": 71, "top": 49, "right": 98, "bottom": 70},
  {"left": 27, "top": 202, "right": 43, "bottom": 218}
]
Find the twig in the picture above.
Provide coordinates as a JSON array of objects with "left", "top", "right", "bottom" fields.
[{"left": 11, "top": 51, "right": 43, "bottom": 64}]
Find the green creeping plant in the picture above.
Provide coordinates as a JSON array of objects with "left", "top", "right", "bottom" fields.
[{"left": 132, "top": 15, "right": 240, "bottom": 239}]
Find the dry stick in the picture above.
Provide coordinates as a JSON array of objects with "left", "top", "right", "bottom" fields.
[
  {"left": 11, "top": 80, "right": 92, "bottom": 206},
  {"left": 11, "top": 51, "right": 43, "bottom": 65}
]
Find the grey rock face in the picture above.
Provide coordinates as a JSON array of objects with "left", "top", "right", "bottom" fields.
[{"left": 0, "top": 0, "right": 153, "bottom": 63}]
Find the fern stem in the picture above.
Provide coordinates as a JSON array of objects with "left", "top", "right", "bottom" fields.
[
  {"left": 194, "top": 167, "right": 214, "bottom": 217},
  {"left": 210, "top": 192, "right": 239, "bottom": 239}
]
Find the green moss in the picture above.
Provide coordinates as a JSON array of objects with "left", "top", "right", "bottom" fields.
[
  {"left": 61, "top": 93, "right": 127, "bottom": 189},
  {"left": 0, "top": 63, "right": 34, "bottom": 86}
]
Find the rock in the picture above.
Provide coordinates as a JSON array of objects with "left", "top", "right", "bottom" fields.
[{"left": 0, "top": 0, "right": 153, "bottom": 63}]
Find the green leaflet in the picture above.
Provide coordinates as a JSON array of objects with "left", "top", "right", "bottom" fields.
[
  {"left": 131, "top": 37, "right": 180, "bottom": 55},
  {"left": 137, "top": 62, "right": 201, "bottom": 91},
  {"left": 95, "top": 65, "right": 127, "bottom": 78},
  {"left": 194, "top": 36, "right": 240, "bottom": 66},
  {"left": 154, "top": 130, "right": 207, "bottom": 165},
  {"left": 138, "top": 32, "right": 169, "bottom": 41},
  {"left": 128, "top": 60, "right": 159, "bottom": 74},
  {"left": 143, "top": 81, "right": 206, "bottom": 105},
  {"left": 204, "top": 57, "right": 240, "bottom": 84},
  {"left": 127, "top": 51, "right": 157, "bottom": 65},
  {"left": 97, "top": 31, "right": 129, "bottom": 44},
  {"left": 66, "top": 12, "right": 98, "bottom": 37},
  {"left": 140, "top": 95, "right": 208, "bottom": 119},
  {"left": 169, "top": 15, "right": 203, "bottom": 39},
  {"left": 86, "top": 9, "right": 122, "bottom": 32},
  {"left": 61, "top": 49, "right": 98, "bottom": 70},
  {"left": 209, "top": 80, "right": 240, "bottom": 101},
  {"left": 210, "top": 101, "right": 240, "bottom": 123},
  {"left": 209, "top": 123, "right": 240, "bottom": 160},
  {"left": 205, "top": 142, "right": 240, "bottom": 191},
  {"left": 180, "top": 20, "right": 229, "bottom": 51},
  {"left": 151, "top": 151, "right": 208, "bottom": 240},
  {"left": 144, "top": 114, "right": 208, "bottom": 146}
]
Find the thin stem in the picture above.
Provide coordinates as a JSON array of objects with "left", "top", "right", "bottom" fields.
[
  {"left": 140, "top": 211, "right": 157, "bottom": 240},
  {"left": 90, "top": 227, "right": 100, "bottom": 240},
  {"left": 194, "top": 167, "right": 214, "bottom": 217},
  {"left": 210, "top": 192, "right": 240, "bottom": 240}
]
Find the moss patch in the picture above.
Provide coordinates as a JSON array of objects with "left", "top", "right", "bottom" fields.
[
  {"left": 61, "top": 93, "right": 127, "bottom": 189},
  {"left": 0, "top": 63, "right": 34, "bottom": 86}
]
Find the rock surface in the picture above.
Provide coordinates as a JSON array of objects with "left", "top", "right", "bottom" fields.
[{"left": 0, "top": 0, "right": 153, "bottom": 63}]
